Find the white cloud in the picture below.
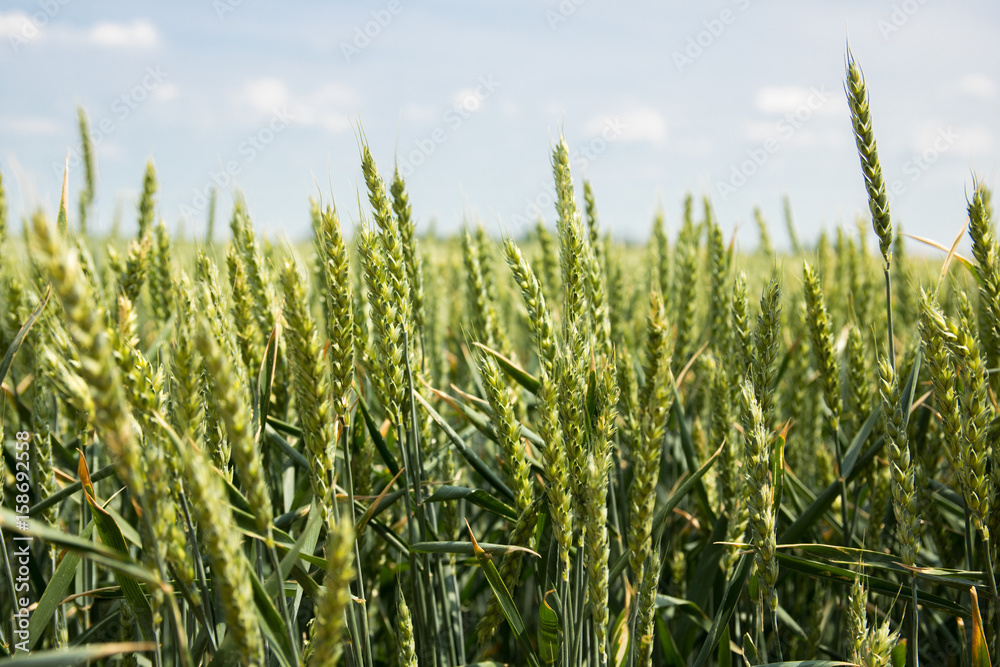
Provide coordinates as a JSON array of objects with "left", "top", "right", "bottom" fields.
[
  {"left": 88, "top": 19, "right": 160, "bottom": 48},
  {"left": 239, "top": 78, "right": 355, "bottom": 133},
  {"left": 754, "top": 85, "right": 841, "bottom": 116},
  {"left": 294, "top": 83, "right": 355, "bottom": 132},
  {"left": 585, "top": 106, "right": 667, "bottom": 145},
  {"left": 243, "top": 78, "right": 291, "bottom": 114},
  {"left": 0, "top": 11, "right": 43, "bottom": 45},
  {"left": 153, "top": 82, "right": 179, "bottom": 102},
  {"left": 957, "top": 73, "right": 996, "bottom": 99},
  {"left": 0, "top": 116, "right": 60, "bottom": 135},
  {"left": 0, "top": 11, "right": 32, "bottom": 36},
  {"left": 0, "top": 15, "right": 160, "bottom": 50},
  {"left": 451, "top": 87, "right": 488, "bottom": 114}
]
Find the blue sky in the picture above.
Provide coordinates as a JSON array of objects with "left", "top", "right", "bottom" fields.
[{"left": 1, "top": 0, "right": 997, "bottom": 250}]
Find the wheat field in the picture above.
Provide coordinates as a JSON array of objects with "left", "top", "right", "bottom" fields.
[{"left": 0, "top": 53, "right": 998, "bottom": 667}]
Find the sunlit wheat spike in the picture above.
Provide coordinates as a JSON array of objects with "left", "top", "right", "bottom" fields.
[
  {"left": 197, "top": 317, "right": 274, "bottom": 534},
  {"left": 537, "top": 376, "right": 573, "bottom": 581},
  {"left": 142, "top": 423, "right": 195, "bottom": 609},
  {"left": 305, "top": 519, "right": 355, "bottom": 667},
  {"left": 358, "top": 221, "right": 406, "bottom": 419},
  {"left": 877, "top": 352, "right": 920, "bottom": 566},
  {"left": 783, "top": 194, "right": 803, "bottom": 255},
  {"left": 27, "top": 362, "right": 58, "bottom": 528},
  {"left": 230, "top": 196, "right": 278, "bottom": 340},
  {"left": 136, "top": 159, "right": 157, "bottom": 239},
  {"left": 585, "top": 359, "right": 618, "bottom": 662},
  {"left": 706, "top": 217, "right": 730, "bottom": 351},
  {"left": 845, "top": 50, "right": 892, "bottom": 265},
  {"left": 361, "top": 144, "right": 412, "bottom": 335},
  {"left": 672, "top": 199, "right": 701, "bottom": 370},
  {"left": 582, "top": 180, "right": 612, "bottom": 356},
  {"left": 76, "top": 106, "right": 95, "bottom": 234},
  {"left": 710, "top": 365, "right": 738, "bottom": 515},
  {"left": 180, "top": 434, "right": 263, "bottom": 664},
  {"left": 919, "top": 293, "right": 975, "bottom": 519},
  {"left": 226, "top": 243, "right": 262, "bottom": 375},
  {"left": 628, "top": 291, "right": 672, "bottom": 584},
  {"left": 118, "top": 233, "right": 152, "bottom": 305},
  {"left": 583, "top": 180, "right": 601, "bottom": 258},
  {"left": 35, "top": 302, "right": 95, "bottom": 423},
  {"left": 967, "top": 179, "right": 1000, "bottom": 375},
  {"left": 315, "top": 202, "right": 355, "bottom": 412},
  {"left": 504, "top": 237, "right": 558, "bottom": 380},
  {"left": 584, "top": 449, "right": 612, "bottom": 663},
  {"left": 651, "top": 208, "right": 670, "bottom": 299},
  {"left": 478, "top": 353, "right": 532, "bottom": 514},
  {"left": 462, "top": 225, "right": 498, "bottom": 349},
  {"left": 74, "top": 237, "right": 105, "bottom": 303},
  {"left": 112, "top": 294, "right": 162, "bottom": 424},
  {"left": 845, "top": 326, "right": 872, "bottom": 436},
  {"left": 859, "top": 617, "right": 900, "bottom": 667},
  {"left": 925, "top": 290, "right": 993, "bottom": 542},
  {"left": 2, "top": 274, "right": 26, "bottom": 354},
  {"left": 149, "top": 220, "right": 174, "bottom": 325},
  {"left": 952, "top": 297, "right": 995, "bottom": 541},
  {"left": 730, "top": 270, "right": 752, "bottom": 382},
  {"left": 170, "top": 272, "right": 206, "bottom": 447},
  {"left": 741, "top": 380, "right": 779, "bottom": 612},
  {"left": 391, "top": 166, "right": 425, "bottom": 335},
  {"left": 751, "top": 273, "right": 781, "bottom": 428},
  {"left": 557, "top": 320, "right": 589, "bottom": 511},
  {"left": 616, "top": 344, "right": 641, "bottom": 452},
  {"left": 754, "top": 207, "right": 774, "bottom": 256},
  {"left": 635, "top": 550, "right": 661, "bottom": 667},
  {"left": 553, "top": 136, "right": 589, "bottom": 339},
  {"left": 803, "top": 260, "right": 841, "bottom": 423},
  {"left": 396, "top": 589, "right": 418, "bottom": 667},
  {"left": 847, "top": 573, "right": 868, "bottom": 662},
  {"left": 280, "top": 258, "right": 337, "bottom": 522}
]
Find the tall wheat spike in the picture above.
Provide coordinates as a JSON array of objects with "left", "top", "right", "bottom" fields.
[{"left": 846, "top": 51, "right": 892, "bottom": 266}]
